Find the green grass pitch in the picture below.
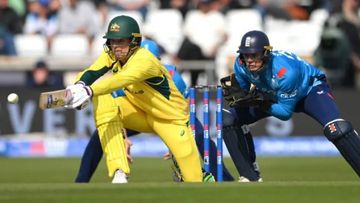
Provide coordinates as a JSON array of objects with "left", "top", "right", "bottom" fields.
[{"left": 0, "top": 157, "right": 359, "bottom": 203}]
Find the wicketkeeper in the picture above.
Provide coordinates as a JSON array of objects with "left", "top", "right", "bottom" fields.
[{"left": 221, "top": 30, "right": 360, "bottom": 182}]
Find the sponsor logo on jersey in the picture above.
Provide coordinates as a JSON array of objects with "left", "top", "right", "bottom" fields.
[{"left": 280, "top": 90, "right": 298, "bottom": 98}]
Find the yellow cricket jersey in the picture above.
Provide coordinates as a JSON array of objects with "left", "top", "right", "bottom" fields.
[{"left": 76, "top": 48, "right": 189, "bottom": 123}]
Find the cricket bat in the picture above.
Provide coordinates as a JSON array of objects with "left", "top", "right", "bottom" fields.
[{"left": 38, "top": 89, "right": 72, "bottom": 110}]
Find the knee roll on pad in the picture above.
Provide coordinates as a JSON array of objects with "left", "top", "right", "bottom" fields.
[{"left": 324, "top": 120, "right": 360, "bottom": 177}]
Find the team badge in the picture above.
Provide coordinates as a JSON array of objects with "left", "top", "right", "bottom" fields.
[
  {"left": 110, "top": 23, "right": 120, "bottom": 32},
  {"left": 245, "top": 37, "right": 251, "bottom": 47},
  {"left": 277, "top": 67, "right": 287, "bottom": 78}
]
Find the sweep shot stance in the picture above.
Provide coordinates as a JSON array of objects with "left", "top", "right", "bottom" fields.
[
  {"left": 61, "top": 15, "right": 202, "bottom": 182},
  {"left": 75, "top": 39, "right": 234, "bottom": 183}
]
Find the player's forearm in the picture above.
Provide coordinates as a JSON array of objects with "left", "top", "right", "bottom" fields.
[{"left": 90, "top": 73, "right": 139, "bottom": 96}]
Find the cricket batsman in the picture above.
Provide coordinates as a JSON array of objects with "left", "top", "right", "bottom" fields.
[
  {"left": 75, "top": 39, "right": 234, "bottom": 183},
  {"left": 65, "top": 15, "right": 203, "bottom": 182}
]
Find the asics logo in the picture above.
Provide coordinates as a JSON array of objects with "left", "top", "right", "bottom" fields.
[{"left": 317, "top": 90, "right": 324, "bottom": 95}]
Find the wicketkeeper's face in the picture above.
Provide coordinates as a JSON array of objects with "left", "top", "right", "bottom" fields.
[
  {"left": 109, "top": 38, "right": 131, "bottom": 60},
  {"left": 243, "top": 52, "right": 264, "bottom": 72}
]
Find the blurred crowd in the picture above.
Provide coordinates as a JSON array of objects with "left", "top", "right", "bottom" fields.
[{"left": 1, "top": 0, "right": 360, "bottom": 89}]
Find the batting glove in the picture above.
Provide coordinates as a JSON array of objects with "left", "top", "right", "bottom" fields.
[{"left": 64, "top": 83, "right": 92, "bottom": 109}]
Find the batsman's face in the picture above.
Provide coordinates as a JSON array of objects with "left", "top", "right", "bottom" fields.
[
  {"left": 243, "top": 52, "right": 264, "bottom": 72},
  {"left": 109, "top": 39, "right": 131, "bottom": 59}
]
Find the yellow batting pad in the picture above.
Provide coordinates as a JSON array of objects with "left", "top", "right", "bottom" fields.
[
  {"left": 98, "top": 123, "right": 129, "bottom": 176},
  {"left": 93, "top": 94, "right": 129, "bottom": 176}
]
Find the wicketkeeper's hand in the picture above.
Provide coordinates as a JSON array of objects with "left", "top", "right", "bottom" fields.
[
  {"left": 64, "top": 83, "right": 92, "bottom": 109},
  {"left": 220, "top": 74, "right": 274, "bottom": 108},
  {"left": 220, "top": 73, "right": 248, "bottom": 106}
]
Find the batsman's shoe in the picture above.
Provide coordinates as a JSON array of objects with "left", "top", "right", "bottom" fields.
[
  {"left": 112, "top": 170, "right": 128, "bottom": 184},
  {"left": 203, "top": 171, "right": 216, "bottom": 183},
  {"left": 238, "top": 176, "right": 263, "bottom": 183}
]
